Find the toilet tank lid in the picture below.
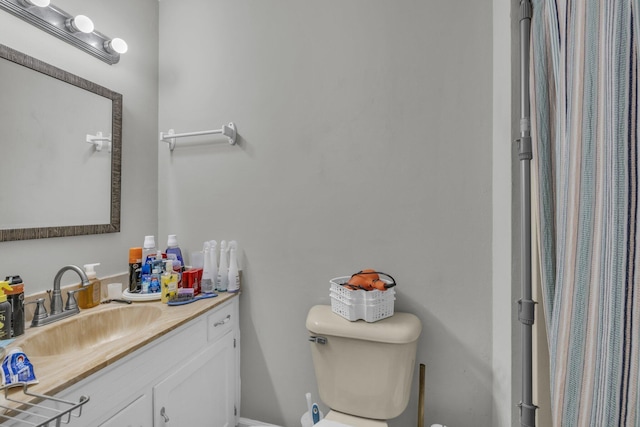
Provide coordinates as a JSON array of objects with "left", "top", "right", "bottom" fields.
[{"left": 306, "top": 305, "right": 422, "bottom": 344}]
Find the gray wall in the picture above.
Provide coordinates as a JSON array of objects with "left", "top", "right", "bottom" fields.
[
  {"left": 0, "top": 0, "right": 159, "bottom": 288},
  {"left": 158, "top": 1, "right": 494, "bottom": 426},
  {"left": 0, "top": 1, "right": 517, "bottom": 426}
]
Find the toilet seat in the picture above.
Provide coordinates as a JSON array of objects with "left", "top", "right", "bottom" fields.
[{"left": 320, "top": 410, "right": 388, "bottom": 427}]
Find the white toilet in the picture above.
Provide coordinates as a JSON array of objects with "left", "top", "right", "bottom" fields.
[{"left": 306, "top": 305, "right": 422, "bottom": 427}]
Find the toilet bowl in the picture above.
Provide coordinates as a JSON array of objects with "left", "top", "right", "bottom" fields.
[
  {"left": 317, "top": 410, "right": 389, "bottom": 426},
  {"left": 306, "top": 305, "right": 421, "bottom": 427}
]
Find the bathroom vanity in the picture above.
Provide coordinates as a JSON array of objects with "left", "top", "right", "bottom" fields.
[{"left": 2, "top": 294, "right": 239, "bottom": 426}]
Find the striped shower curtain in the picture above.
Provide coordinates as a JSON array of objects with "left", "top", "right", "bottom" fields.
[{"left": 530, "top": 0, "right": 640, "bottom": 425}]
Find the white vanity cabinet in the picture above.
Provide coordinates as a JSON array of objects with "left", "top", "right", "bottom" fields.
[
  {"left": 153, "top": 332, "right": 236, "bottom": 427},
  {"left": 48, "top": 298, "right": 239, "bottom": 427}
]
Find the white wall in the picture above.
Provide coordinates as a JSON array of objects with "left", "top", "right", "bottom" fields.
[
  {"left": 0, "top": 0, "right": 159, "bottom": 289},
  {"left": 158, "top": 1, "right": 495, "bottom": 426},
  {"left": 492, "top": 1, "right": 520, "bottom": 426}
]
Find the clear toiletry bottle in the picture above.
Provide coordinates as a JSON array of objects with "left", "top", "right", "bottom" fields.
[
  {"left": 209, "top": 240, "right": 218, "bottom": 291},
  {"left": 0, "top": 281, "right": 13, "bottom": 340},
  {"left": 78, "top": 263, "right": 101, "bottom": 309},
  {"left": 142, "top": 235, "right": 157, "bottom": 269},
  {"left": 216, "top": 240, "right": 229, "bottom": 292},
  {"left": 149, "top": 251, "right": 163, "bottom": 293},
  {"left": 227, "top": 241, "right": 240, "bottom": 293},
  {"left": 201, "top": 242, "right": 214, "bottom": 293}
]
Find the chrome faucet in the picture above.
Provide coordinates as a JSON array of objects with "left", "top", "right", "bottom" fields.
[{"left": 30, "top": 265, "right": 90, "bottom": 327}]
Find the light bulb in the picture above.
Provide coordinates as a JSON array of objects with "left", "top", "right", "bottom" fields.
[
  {"left": 66, "top": 15, "right": 94, "bottom": 34},
  {"left": 104, "top": 38, "right": 128, "bottom": 54}
]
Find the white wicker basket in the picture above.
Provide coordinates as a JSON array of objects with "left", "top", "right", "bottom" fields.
[{"left": 329, "top": 276, "right": 396, "bottom": 322}]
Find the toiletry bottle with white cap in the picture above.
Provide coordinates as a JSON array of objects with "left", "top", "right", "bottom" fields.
[
  {"left": 142, "top": 235, "right": 157, "bottom": 271},
  {"left": 201, "top": 242, "right": 214, "bottom": 293},
  {"left": 209, "top": 240, "right": 218, "bottom": 291},
  {"left": 78, "top": 263, "right": 101, "bottom": 309},
  {"left": 227, "top": 241, "right": 240, "bottom": 293},
  {"left": 165, "top": 235, "right": 184, "bottom": 271},
  {"left": 166, "top": 234, "right": 184, "bottom": 286},
  {"left": 216, "top": 240, "right": 229, "bottom": 292}
]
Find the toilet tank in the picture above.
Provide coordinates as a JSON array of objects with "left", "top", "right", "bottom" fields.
[{"left": 306, "top": 305, "right": 422, "bottom": 420}]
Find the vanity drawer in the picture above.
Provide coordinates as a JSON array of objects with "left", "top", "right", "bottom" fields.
[{"left": 207, "top": 300, "right": 235, "bottom": 342}]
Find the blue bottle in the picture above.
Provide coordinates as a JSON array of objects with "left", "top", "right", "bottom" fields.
[{"left": 166, "top": 235, "right": 184, "bottom": 269}]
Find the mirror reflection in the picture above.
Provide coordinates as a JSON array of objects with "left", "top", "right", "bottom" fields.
[{"left": 0, "top": 44, "right": 122, "bottom": 241}]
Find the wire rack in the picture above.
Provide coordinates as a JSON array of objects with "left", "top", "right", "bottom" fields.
[{"left": 0, "top": 383, "right": 89, "bottom": 427}]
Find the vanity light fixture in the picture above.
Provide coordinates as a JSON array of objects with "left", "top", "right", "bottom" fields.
[
  {"left": 0, "top": 0, "right": 127, "bottom": 64},
  {"left": 18, "top": 0, "right": 49, "bottom": 7}
]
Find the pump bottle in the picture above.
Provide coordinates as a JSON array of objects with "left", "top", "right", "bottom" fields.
[
  {"left": 78, "top": 263, "right": 101, "bottom": 309},
  {"left": 161, "top": 260, "right": 178, "bottom": 303},
  {"left": 0, "top": 281, "right": 13, "bottom": 340}
]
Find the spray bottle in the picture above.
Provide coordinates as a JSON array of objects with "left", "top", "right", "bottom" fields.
[
  {"left": 216, "top": 240, "right": 229, "bottom": 292},
  {"left": 0, "top": 281, "right": 13, "bottom": 340},
  {"left": 201, "top": 242, "right": 214, "bottom": 294},
  {"left": 209, "top": 240, "right": 218, "bottom": 291},
  {"left": 227, "top": 241, "right": 240, "bottom": 293}
]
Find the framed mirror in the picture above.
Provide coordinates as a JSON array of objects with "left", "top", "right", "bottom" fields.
[{"left": 0, "top": 44, "right": 121, "bottom": 241}]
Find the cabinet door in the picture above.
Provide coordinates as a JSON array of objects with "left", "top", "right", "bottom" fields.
[
  {"left": 98, "top": 392, "right": 152, "bottom": 427},
  {"left": 153, "top": 332, "right": 235, "bottom": 427}
]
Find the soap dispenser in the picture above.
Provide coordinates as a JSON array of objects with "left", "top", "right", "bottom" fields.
[
  {"left": 78, "top": 263, "right": 101, "bottom": 309},
  {"left": 0, "top": 281, "right": 12, "bottom": 340}
]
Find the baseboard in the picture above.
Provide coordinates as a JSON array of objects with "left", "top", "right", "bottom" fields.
[{"left": 238, "top": 417, "right": 282, "bottom": 427}]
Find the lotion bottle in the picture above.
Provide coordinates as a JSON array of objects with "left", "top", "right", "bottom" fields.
[
  {"left": 79, "top": 263, "right": 101, "bottom": 308},
  {"left": 227, "top": 241, "right": 240, "bottom": 293}
]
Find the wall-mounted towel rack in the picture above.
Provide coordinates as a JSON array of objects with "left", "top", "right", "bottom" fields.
[
  {"left": 160, "top": 122, "right": 237, "bottom": 151},
  {"left": 0, "top": 382, "right": 90, "bottom": 426},
  {"left": 86, "top": 131, "right": 112, "bottom": 152}
]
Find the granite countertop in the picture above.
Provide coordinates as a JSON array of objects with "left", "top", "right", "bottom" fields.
[{"left": 0, "top": 291, "right": 238, "bottom": 413}]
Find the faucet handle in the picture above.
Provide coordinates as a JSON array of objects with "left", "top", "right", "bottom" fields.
[
  {"left": 65, "top": 289, "right": 82, "bottom": 311},
  {"left": 26, "top": 298, "right": 48, "bottom": 327}
]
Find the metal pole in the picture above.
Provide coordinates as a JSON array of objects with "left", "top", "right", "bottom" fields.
[{"left": 517, "top": 1, "right": 537, "bottom": 426}]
